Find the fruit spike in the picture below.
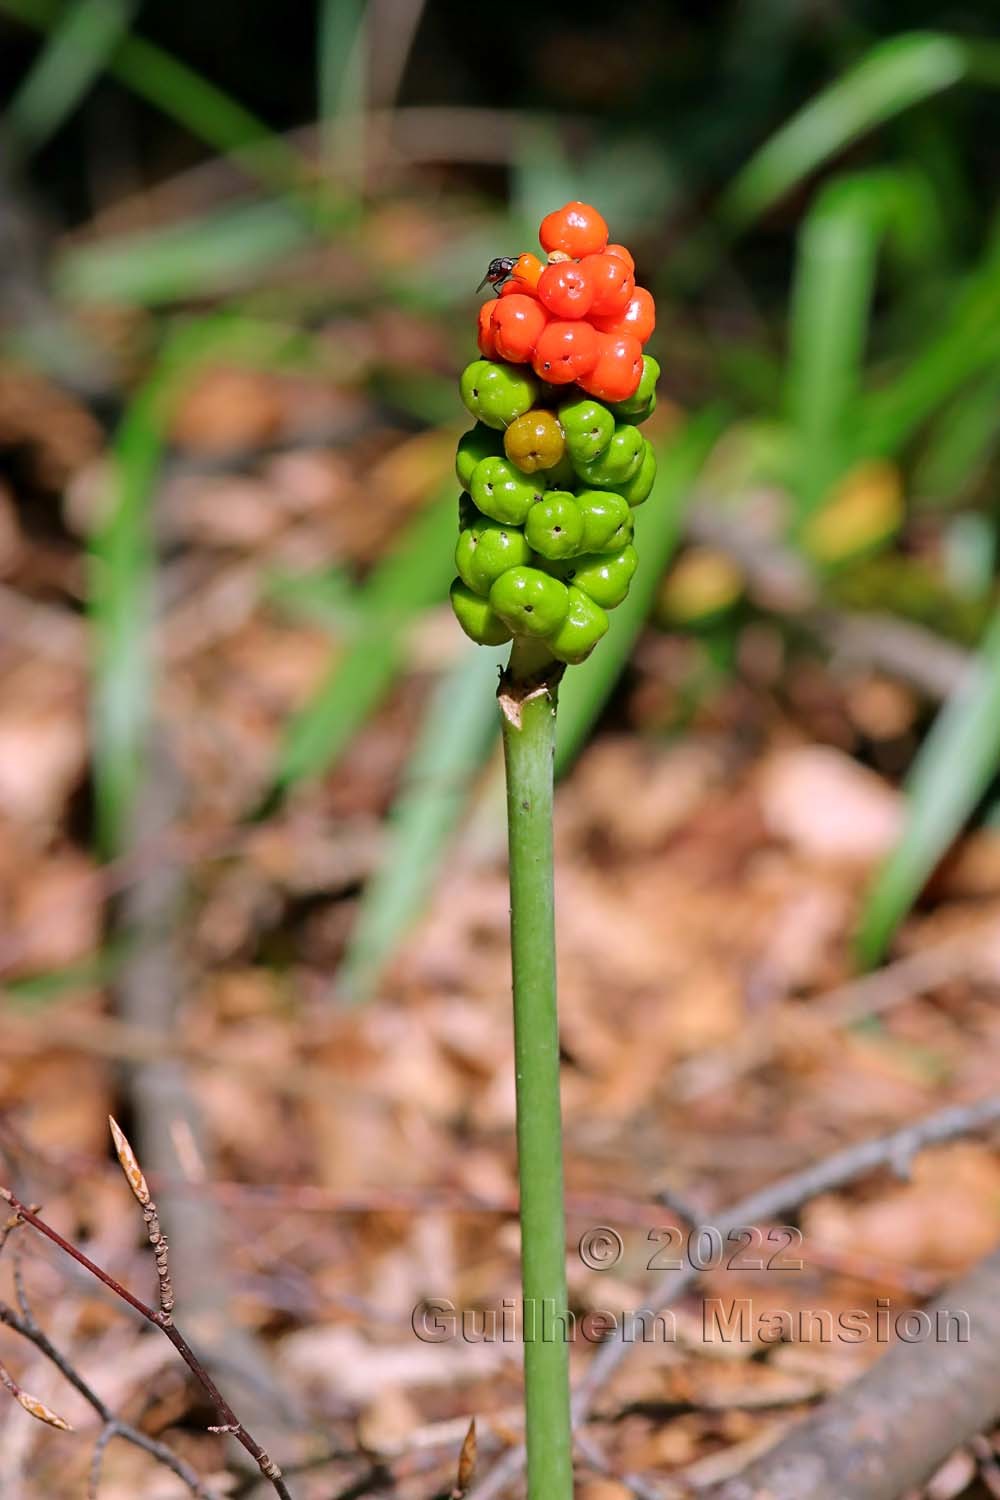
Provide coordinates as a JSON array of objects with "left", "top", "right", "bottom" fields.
[{"left": 455, "top": 205, "right": 659, "bottom": 663}]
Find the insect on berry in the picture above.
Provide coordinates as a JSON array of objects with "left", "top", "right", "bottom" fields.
[{"left": 477, "top": 256, "right": 518, "bottom": 295}]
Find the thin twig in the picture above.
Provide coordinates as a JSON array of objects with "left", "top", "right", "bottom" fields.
[
  {"left": 0, "top": 1350, "right": 72, "bottom": 1431},
  {"left": 1, "top": 1117, "right": 295, "bottom": 1499},
  {"left": 466, "top": 1094, "right": 1000, "bottom": 1500},
  {"left": 109, "top": 1115, "right": 174, "bottom": 1318},
  {"left": 0, "top": 1296, "right": 214, "bottom": 1498}
]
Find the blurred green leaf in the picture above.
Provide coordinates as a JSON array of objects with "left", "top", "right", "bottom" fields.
[
  {"left": 858, "top": 248, "right": 1000, "bottom": 457},
  {"left": 555, "top": 407, "right": 727, "bottom": 772},
  {"left": 722, "top": 32, "right": 1000, "bottom": 231},
  {"left": 3, "top": 945, "right": 128, "bottom": 1008},
  {"left": 512, "top": 128, "right": 677, "bottom": 247},
  {"left": 913, "top": 374, "right": 1000, "bottom": 504},
  {"left": 787, "top": 168, "right": 941, "bottom": 515},
  {"left": 942, "top": 513, "right": 996, "bottom": 599},
  {"left": 90, "top": 316, "right": 305, "bottom": 855},
  {"left": 5, "top": 0, "right": 139, "bottom": 152},
  {"left": 0, "top": 0, "right": 310, "bottom": 197},
  {"left": 858, "top": 605, "right": 1000, "bottom": 964},
  {"left": 56, "top": 200, "right": 315, "bottom": 306},
  {"left": 269, "top": 482, "right": 458, "bottom": 798},
  {"left": 339, "top": 642, "right": 507, "bottom": 1003},
  {"left": 318, "top": 0, "right": 366, "bottom": 197},
  {"left": 265, "top": 564, "right": 360, "bottom": 633}
]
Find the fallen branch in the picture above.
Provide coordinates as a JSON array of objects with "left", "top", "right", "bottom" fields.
[
  {"left": 704, "top": 1242, "right": 1000, "bottom": 1500},
  {"left": 466, "top": 1094, "right": 1000, "bottom": 1500},
  {"left": 1, "top": 1118, "right": 294, "bottom": 1499}
]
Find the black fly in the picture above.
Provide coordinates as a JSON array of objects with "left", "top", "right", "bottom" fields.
[{"left": 477, "top": 256, "right": 517, "bottom": 295}]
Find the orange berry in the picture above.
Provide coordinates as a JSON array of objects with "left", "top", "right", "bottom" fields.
[
  {"left": 531, "top": 320, "right": 599, "bottom": 384},
  {"left": 492, "top": 293, "right": 549, "bottom": 363},
  {"left": 538, "top": 261, "right": 595, "bottom": 319},
  {"left": 511, "top": 252, "right": 544, "bottom": 291},
  {"left": 581, "top": 253, "right": 634, "bottom": 318},
  {"left": 477, "top": 301, "right": 498, "bottom": 359},
  {"left": 592, "top": 286, "right": 656, "bottom": 344},
  {"left": 539, "top": 201, "right": 609, "bottom": 258},
  {"left": 605, "top": 243, "right": 635, "bottom": 273},
  {"left": 577, "top": 333, "right": 644, "bottom": 402}
]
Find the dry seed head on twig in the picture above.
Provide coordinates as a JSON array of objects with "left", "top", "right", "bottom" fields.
[
  {"left": 108, "top": 1115, "right": 151, "bottom": 1206},
  {"left": 0, "top": 1357, "right": 73, "bottom": 1431},
  {"left": 107, "top": 1116, "right": 175, "bottom": 1317},
  {"left": 452, "top": 1418, "right": 477, "bottom": 1498}
]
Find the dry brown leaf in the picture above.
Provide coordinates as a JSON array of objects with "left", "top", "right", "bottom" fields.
[{"left": 758, "top": 745, "right": 902, "bottom": 862}]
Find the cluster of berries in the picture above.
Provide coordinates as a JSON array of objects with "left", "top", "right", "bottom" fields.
[{"left": 451, "top": 202, "right": 659, "bottom": 664}]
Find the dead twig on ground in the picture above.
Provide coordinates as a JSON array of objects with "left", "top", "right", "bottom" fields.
[
  {"left": 703, "top": 1242, "right": 1000, "bottom": 1500},
  {"left": 466, "top": 1094, "right": 1000, "bottom": 1500},
  {"left": 1, "top": 1118, "right": 294, "bottom": 1499}
]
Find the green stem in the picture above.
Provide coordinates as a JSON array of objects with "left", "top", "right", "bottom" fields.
[{"left": 499, "top": 642, "right": 572, "bottom": 1500}]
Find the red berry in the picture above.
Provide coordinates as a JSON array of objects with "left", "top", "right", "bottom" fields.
[
  {"left": 477, "top": 301, "right": 498, "bottom": 359},
  {"left": 592, "top": 286, "right": 656, "bottom": 344},
  {"left": 581, "top": 253, "right": 634, "bottom": 318},
  {"left": 511, "top": 251, "right": 544, "bottom": 291},
  {"left": 605, "top": 243, "right": 635, "bottom": 272},
  {"left": 577, "top": 333, "right": 644, "bottom": 402},
  {"left": 531, "top": 320, "right": 599, "bottom": 384},
  {"left": 539, "top": 201, "right": 609, "bottom": 258},
  {"left": 537, "top": 261, "right": 595, "bottom": 319},
  {"left": 492, "top": 293, "right": 549, "bottom": 363}
]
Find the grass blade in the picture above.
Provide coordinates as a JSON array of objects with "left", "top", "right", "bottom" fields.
[
  {"left": 318, "top": 0, "right": 366, "bottom": 195},
  {"left": 858, "top": 251, "right": 1000, "bottom": 458},
  {"left": 555, "top": 407, "right": 726, "bottom": 772},
  {"left": 56, "top": 200, "right": 315, "bottom": 306},
  {"left": 5, "top": 0, "right": 139, "bottom": 152},
  {"left": 0, "top": 0, "right": 309, "bottom": 198},
  {"left": 721, "top": 32, "right": 1000, "bottom": 231},
  {"left": 858, "top": 605, "right": 1000, "bottom": 965},
  {"left": 786, "top": 168, "right": 939, "bottom": 516},
  {"left": 269, "top": 481, "right": 458, "bottom": 799},
  {"left": 338, "top": 642, "right": 507, "bottom": 1002},
  {"left": 90, "top": 317, "right": 305, "bottom": 855},
  {"left": 912, "top": 372, "right": 1000, "bottom": 505}
]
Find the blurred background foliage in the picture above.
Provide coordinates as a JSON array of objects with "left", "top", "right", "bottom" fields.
[{"left": 2, "top": 0, "right": 1000, "bottom": 1002}]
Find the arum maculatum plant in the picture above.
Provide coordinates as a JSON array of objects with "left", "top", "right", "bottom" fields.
[{"left": 452, "top": 203, "right": 658, "bottom": 1500}]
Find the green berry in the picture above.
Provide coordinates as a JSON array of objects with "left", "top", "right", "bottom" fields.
[
  {"left": 543, "top": 451, "right": 577, "bottom": 489},
  {"left": 460, "top": 359, "right": 539, "bottom": 430},
  {"left": 458, "top": 491, "right": 480, "bottom": 531},
  {"left": 575, "top": 489, "right": 631, "bottom": 551},
  {"left": 609, "top": 355, "right": 660, "bottom": 417},
  {"left": 450, "top": 578, "right": 513, "bottom": 645},
  {"left": 524, "top": 491, "right": 584, "bottom": 560},
  {"left": 626, "top": 392, "right": 657, "bottom": 426},
  {"left": 456, "top": 423, "right": 502, "bottom": 489},
  {"left": 470, "top": 455, "right": 546, "bottom": 525},
  {"left": 546, "top": 586, "right": 609, "bottom": 664},
  {"left": 456, "top": 517, "right": 533, "bottom": 596},
  {"left": 620, "top": 439, "right": 656, "bottom": 506},
  {"left": 490, "top": 566, "right": 569, "bottom": 637},
  {"left": 557, "top": 395, "right": 614, "bottom": 463},
  {"left": 549, "top": 544, "right": 638, "bottom": 609},
  {"left": 572, "top": 423, "right": 644, "bottom": 488}
]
